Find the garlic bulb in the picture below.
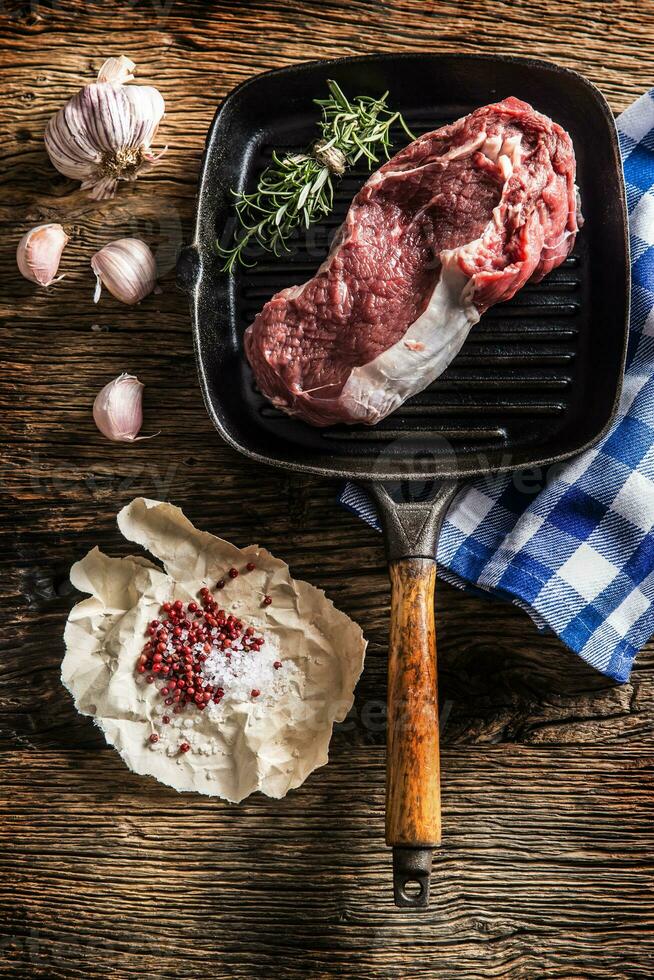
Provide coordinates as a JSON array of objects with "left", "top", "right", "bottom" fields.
[
  {"left": 44, "top": 56, "right": 165, "bottom": 200},
  {"left": 93, "top": 373, "right": 152, "bottom": 442},
  {"left": 17, "top": 223, "right": 69, "bottom": 286},
  {"left": 91, "top": 239, "right": 157, "bottom": 304}
]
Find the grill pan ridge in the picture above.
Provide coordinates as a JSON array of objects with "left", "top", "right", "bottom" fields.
[{"left": 180, "top": 54, "right": 629, "bottom": 908}]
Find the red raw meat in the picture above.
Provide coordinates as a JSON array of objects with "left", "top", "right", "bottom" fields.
[{"left": 244, "top": 97, "right": 579, "bottom": 427}]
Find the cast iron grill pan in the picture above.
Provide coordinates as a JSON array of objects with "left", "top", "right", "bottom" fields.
[{"left": 179, "top": 54, "right": 629, "bottom": 908}]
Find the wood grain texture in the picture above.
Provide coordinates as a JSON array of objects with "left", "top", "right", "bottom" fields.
[
  {"left": 386, "top": 559, "right": 440, "bottom": 848},
  {"left": 2, "top": 0, "right": 654, "bottom": 977}
]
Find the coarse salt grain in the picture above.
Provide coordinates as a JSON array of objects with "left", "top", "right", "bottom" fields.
[{"left": 203, "top": 631, "right": 294, "bottom": 713}]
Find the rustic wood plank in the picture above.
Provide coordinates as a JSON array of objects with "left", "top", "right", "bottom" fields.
[
  {"left": 3, "top": 0, "right": 654, "bottom": 977},
  {"left": 2, "top": 749, "right": 654, "bottom": 979}
]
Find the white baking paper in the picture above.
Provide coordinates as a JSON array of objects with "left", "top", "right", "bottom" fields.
[{"left": 62, "top": 498, "right": 367, "bottom": 802}]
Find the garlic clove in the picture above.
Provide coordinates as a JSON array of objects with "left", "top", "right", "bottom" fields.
[
  {"left": 97, "top": 55, "right": 136, "bottom": 85},
  {"left": 123, "top": 83, "right": 166, "bottom": 152},
  {"left": 44, "top": 56, "right": 165, "bottom": 200},
  {"left": 91, "top": 238, "right": 157, "bottom": 305},
  {"left": 93, "top": 373, "right": 156, "bottom": 442},
  {"left": 17, "top": 223, "right": 69, "bottom": 287}
]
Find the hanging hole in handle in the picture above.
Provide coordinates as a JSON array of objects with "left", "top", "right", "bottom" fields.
[
  {"left": 403, "top": 879, "right": 424, "bottom": 900},
  {"left": 392, "top": 846, "right": 432, "bottom": 908}
]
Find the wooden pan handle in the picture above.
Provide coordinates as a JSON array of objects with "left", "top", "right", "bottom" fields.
[
  {"left": 386, "top": 556, "right": 440, "bottom": 906},
  {"left": 368, "top": 479, "right": 458, "bottom": 907}
]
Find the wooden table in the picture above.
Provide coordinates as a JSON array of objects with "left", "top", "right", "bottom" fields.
[{"left": 3, "top": 2, "right": 654, "bottom": 977}]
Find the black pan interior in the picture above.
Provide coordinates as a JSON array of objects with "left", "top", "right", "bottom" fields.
[{"left": 188, "top": 54, "right": 629, "bottom": 480}]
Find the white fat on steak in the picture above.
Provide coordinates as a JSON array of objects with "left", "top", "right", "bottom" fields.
[
  {"left": 339, "top": 135, "right": 523, "bottom": 425},
  {"left": 339, "top": 254, "right": 479, "bottom": 423}
]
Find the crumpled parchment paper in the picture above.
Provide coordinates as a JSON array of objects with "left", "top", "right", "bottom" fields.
[{"left": 62, "top": 498, "right": 367, "bottom": 802}]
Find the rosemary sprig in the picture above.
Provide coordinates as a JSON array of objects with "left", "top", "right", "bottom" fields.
[{"left": 218, "top": 79, "right": 414, "bottom": 272}]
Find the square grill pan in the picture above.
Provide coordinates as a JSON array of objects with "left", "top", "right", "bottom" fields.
[
  {"left": 181, "top": 53, "right": 628, "bottom": 482},
  {"left": 179, "top": 54, "right": 629, "bottom": 908}
]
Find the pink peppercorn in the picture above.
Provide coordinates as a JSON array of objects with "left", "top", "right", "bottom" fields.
[{"left": 140, "top": 595, "right": 272, "bottom": 721}]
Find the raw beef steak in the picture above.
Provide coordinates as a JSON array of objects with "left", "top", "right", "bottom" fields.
[{"left": 244, "top": 97, "right": 579, "bottom": 427}]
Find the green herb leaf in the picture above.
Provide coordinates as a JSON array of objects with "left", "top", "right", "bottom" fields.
[{"left": 217, "top": 80, "right": 415, "bottom": 272}]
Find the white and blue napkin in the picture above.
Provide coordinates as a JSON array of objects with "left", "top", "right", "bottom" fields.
[{"left": 341, "top": 91, "right": 654, "bottom": 683}]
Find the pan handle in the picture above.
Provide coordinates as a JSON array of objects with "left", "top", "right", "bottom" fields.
[{"left": 369, "top": 481, "right": 459, "bottom": 908}]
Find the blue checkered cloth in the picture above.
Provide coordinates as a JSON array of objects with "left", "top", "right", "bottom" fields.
[{"left": 341, "top": 91, "right": 654, "bottom": 683}]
